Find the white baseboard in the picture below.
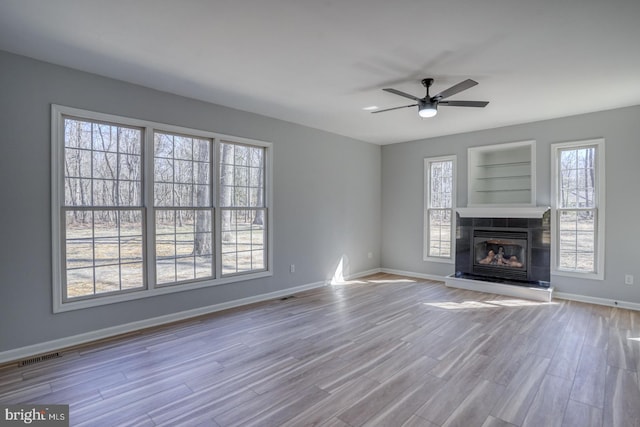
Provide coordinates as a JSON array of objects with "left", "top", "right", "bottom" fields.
[
  {"left": 0, "top": 280, "right": 326, "bottom": 365},
  {"left": 553, "top": 292, "right": 640, "bottom": 311},
  {"left": 379, "top": 268, "right": 446, "bottom": 283}
]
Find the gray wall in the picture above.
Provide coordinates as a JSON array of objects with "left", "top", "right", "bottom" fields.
[
  {"left": 0, "top": 51, "right": 382, "bottom": 352},
  {"left": 382, "top": 105, "right": 640, "bottom": 303}
]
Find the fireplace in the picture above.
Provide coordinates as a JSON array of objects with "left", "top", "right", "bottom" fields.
[
  {"left": 473, "top": 228, "right": 529, "bottom": 281},
  {"left": 455, "top": 212, "right": 551, "bottom": 287}
]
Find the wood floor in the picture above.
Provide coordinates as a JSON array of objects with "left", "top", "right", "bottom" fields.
[{"left": 1, "top": 273, "right": 640, "bottom": 426}]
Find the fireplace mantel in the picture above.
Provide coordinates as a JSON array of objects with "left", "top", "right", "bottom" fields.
[{"left": 457, "top": 206, "right": 549, "bottom": 219}]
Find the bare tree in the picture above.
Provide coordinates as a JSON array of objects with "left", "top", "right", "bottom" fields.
[
  {"left": 220, "top": 143, "right": 234, "bottom": 242},
  {"left": 194, "top": 140, "right": 211, "bottom": 255},
  {"left": 252, "top": 146, "right": 265, "bottom": 225}
]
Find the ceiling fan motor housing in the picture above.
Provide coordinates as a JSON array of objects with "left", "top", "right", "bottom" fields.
[{"left": 418, "top": 99, "right": 436, "bottom": 109}]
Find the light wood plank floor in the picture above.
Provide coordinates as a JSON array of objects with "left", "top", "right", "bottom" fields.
[{"left": 2, "top": 273, "right": 640, "bottom": 426}]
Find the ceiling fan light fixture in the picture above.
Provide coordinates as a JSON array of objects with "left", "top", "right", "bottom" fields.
[{"left": 418, "top": 102, "right": 438, "bottom": 118}]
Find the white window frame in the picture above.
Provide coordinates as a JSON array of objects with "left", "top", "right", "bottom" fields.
[
  {"left": 423, "top": 155, "right": 456, "bottom": 263},
  {"left": 551, "top": 138, "right": 605, "bottom": 280},
  {"left": 52, "top": 105, "right": 273, "bottom": 312}
]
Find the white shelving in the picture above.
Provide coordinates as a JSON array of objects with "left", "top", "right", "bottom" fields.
[{"left": 467, "top": 140, "right": 536, "bottom": 206}]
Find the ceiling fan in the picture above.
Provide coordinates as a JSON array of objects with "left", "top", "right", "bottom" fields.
[{"left": 373, "top": 78, "right": 488, "bottom": 118}]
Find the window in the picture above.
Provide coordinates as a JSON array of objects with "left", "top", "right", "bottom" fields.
[
  {"left": 551, "top": 139, "right": 605, "bottom": 279},
  {"left": 424, "top": 156, "right": 456, "bottom": 262},
  {"left": 220, "top": 141, "right": 267, "bottom": 275},
  {"left": 52, "top": 105, "right": 272, "bottom": 312},
  {"left": 154, "top": 132, "right": 214, "bottom": 284},
  {"left": 61, "top": 119, "right": 144, "bottom": 300}
]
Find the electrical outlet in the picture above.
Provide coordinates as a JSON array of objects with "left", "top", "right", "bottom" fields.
[
  {"left": 625, "top": 274, "right": 634, "bottom": 285},
  {"left": 290, "top": 264, "right": 295, "bottom": 273},
  {"left": 368, "top": 252, "right": 373, "bottom": 259}
]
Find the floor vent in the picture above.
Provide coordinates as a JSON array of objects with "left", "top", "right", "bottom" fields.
[{"left": 19, "top": 352, "right": 62, "bottom": 367}]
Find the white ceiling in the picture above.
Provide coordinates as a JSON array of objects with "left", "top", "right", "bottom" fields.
[{"left": 1, "top": 0, "right": 639, "bottom": 145}]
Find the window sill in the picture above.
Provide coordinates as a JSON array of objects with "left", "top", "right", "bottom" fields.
[{"left": 53, "top": 270, "right": 273, "bottom": 313}]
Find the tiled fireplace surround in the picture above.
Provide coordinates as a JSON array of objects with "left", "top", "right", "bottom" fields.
[{"left": 454, "top": 210, "right": 551, "bottom": 288}]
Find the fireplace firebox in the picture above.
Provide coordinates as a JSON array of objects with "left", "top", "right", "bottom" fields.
[{"left": 473, "top": 229, "right": 529, "bottom": 281}]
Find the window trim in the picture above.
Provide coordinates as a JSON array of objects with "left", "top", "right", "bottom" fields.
[
  {"left": 550, "top": 138, "right": 605, "bottom": 280},
  {"left": 423, "top": 155, "right": 456, "bottom": 263},
  {"left": 52, "top": 104, "right": 273, "bottom": 313}
]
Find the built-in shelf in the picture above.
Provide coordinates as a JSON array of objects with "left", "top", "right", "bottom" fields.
[
  {"left": 467, "top": 140, "right": 536, "bottom": 206},
  {"left": 475, "top": 189, "right": 531, "bottom": 193},
  {"left": 476, "top": 175, "right": 531, "bottom": 180},
  {"left": 477, "top": 161, "right": 531, "bottom": 168}
]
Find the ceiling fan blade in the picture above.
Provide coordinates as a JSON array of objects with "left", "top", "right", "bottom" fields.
[
  {"left": 382, "top": 88, "right": 421, "bottom": 101},
  {"left": 439, "top": 100, "right": 489, "bottom": 107},
  {"left": 432, "top": 79, "right": 478, "bottom": 100},
  {"left": 371, "top": 104, "right": 418, "bottom": 113}
]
